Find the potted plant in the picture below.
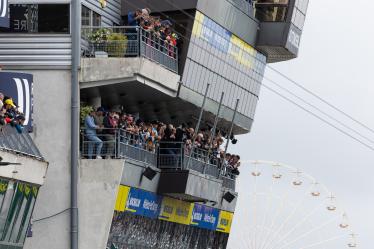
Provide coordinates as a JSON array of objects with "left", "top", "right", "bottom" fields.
[{"left": 88, "top": 28, "right": 128, "bottom": 57}]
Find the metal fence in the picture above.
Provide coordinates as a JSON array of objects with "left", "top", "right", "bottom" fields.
[
  {"left": 0, "top": 125, "right": 44, "bottom": 160},
  {"left": 81, "top": 26, "right": 178, "bottom": 73},
  {"left": 80, "top": 128, "right": 236, "bottom": 190}
]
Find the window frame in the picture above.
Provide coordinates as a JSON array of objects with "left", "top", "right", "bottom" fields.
[{"left": 81, "top": 5, "right": 101, "bottom": 27}]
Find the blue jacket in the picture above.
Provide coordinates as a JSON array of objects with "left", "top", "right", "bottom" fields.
[
  {"left": 128, "top": 11, "right": 138, "bottom": 26},
  {"left": 85, "top": 115, "right": 97, "bottom": 136}
]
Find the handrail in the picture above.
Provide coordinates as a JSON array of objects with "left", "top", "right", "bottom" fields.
[
  {"left": 80, "top": 128, "right": 237, "bottom": 188},
  {"left": 80, "top": 26, "right": 179, "bottom": 73}
]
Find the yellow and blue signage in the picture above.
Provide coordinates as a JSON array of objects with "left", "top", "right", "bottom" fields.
[
  {"left": 216, "top": 210, "right": 234, "bottom": 233},
  {"left": 114, "top": 185, "right": 130, "bottom": 212},
  {"left": 192, "top": 11, "right": 259, "bottom": 70},
  {"left": 114, "top": 185, "right": 234, "bottom": 233},
  {"left": 191, "top": 203, "right": 220, "bottom": 230},
  {"left": 125, "top": 187, "right": 162, "bottom": 219},
  {"left": 159, "top": 197, "right": 194, "bottom": 225}
]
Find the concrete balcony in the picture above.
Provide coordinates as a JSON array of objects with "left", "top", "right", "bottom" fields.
[{"left": 80, "top": 130, "right": 237, "bottom": 212}]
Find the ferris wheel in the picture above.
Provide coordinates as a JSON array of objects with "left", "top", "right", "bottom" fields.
[{"left": 227, "top": 160, "right": 357, "bottom": 249}]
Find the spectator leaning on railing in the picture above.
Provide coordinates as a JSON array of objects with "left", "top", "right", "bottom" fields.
[
  {"left": 0, "top": 92, "right": 27, "bottom": 134},
  {"left": 127, "top": 7, "right": 179, "bottom": 54},
  {"left": 81, "top": 105, "right": 243, "bottom": 176}
]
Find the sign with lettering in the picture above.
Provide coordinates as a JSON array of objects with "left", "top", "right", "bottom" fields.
[
  {"left": 113, "top": 185, "right": 235, "bottom": 233},
  {"left": 192, "top": 11, "right": 261, "bottom": 70},
  {"left": 114, "top": 185, "right": 131, "bottom": 212},
  {"left": 0, "top": 72, "right": 34, "bottom": 131},
  {"left": 216, "top": 210, "right": 234, "bottom": 233},
  {"left": 191, "top": 203, "right": 219, "bottom": 230},
  {"left": 0, "top": 0, "right": 9, "bottom": 28},
  {"left": 125, "top": 187, "right": 162, "bottom": 219},
  {"left": 159, "top": 197, "right": 193, "bottom": 225},
  {"left": 285, "top": 24, "right": 301, "bottom": 55}
]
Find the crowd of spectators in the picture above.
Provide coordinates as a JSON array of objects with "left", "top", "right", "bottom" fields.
[
  {"left": 83, "top": 107, "right": 241, "bottom": 175},
  {"left": 127, "top": 8, "right": 179, "bottom": 57},
  {"left": 0, "top": 92, "right": 26, "bottom": 134}
]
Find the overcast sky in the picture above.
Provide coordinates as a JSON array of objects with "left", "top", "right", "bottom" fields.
[{"left": 228, "top": 0, "right": 374, "bottom": 248}]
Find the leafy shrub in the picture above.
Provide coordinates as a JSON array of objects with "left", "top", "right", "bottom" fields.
[{"left": 88, "top": 29, "right": 128, "bottom": 57}]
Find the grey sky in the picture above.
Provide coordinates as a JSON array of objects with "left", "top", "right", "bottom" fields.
[{"left": 228, "top": 0, "right": 374, "bottom": 248}]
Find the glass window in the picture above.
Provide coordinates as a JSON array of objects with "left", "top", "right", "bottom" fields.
[
  {"left": 255, "top": 0, "right": 289, "bottom": 22},
  {"left": 92, "top": 11, "right": 101, "bottom": 26},
  {"left": 81, "top": 5, "right": 101, "bottom": 27},
  {"left": 296, "top": 0, "right": 309, "bottom": 13},
  {"left": 81, "top": 5, "right": 90, "bottom": 27},
  {"left": 1, "top": 4, "right": 70, "bottom": 33},
  {"left": 292, "top": 9, "right": 305, "bottom": 30}
]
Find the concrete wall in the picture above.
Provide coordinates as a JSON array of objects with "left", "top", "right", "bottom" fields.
[
  {"left": 80, "top": 58, "right": 180, "bottom": 96},
  {"left": 78, "top": 159, "right": 124, "bottom": 249},
  {"left": 22, "top": 69, "right": 71, "bottom": 249},
  {"left": 121, "top": 160, "right": 160, "bottom": 193},
  {"left": 0, "top": 151, "right": 48, "bottom": 185}
]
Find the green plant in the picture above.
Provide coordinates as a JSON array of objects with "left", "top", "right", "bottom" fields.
[
  {"left": 88, "top": 28, "right": 111, "bottom": 43},
  {"left": 107, "top": 32, "right": 128, "bottom": 57},
  {"left": 80, "top": 105, "right": 94, "bottom": 125},
  {"left": 88, "top": 29, "right": 128, "bottom": 57}
]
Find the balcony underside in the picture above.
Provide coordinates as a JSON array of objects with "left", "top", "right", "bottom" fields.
[{"left": 80, "top": 57, "right": 252, "bottom": 134}]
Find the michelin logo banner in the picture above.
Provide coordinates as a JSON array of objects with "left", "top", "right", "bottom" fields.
[
  {"left": 126, "top": 187, "right": 162, "bottom": 219},
  {"left": 0, "top": 0, "right": 9, "bottom": 28},
  {"left": 0, "top": 72, "right": 33, "bottom": 131},
  {"left": 114, "top": 185, "right": 234, "bottom": 233}
]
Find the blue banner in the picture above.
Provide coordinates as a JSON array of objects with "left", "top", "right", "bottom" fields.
[
  {"left": 201, "top": 15, "right": 231, "bottom": 53},
  {"left": 191, "top": 203, "right": 219, "bottom": 230},
  {"left": 125, "top": 188, "right": 162, "bottom": 219},
  {"left": 0, "top": 0, "right": 9, "bottom": 28},
  {"left": 0, "top": 72, "right": 33, "bottom": 131}
]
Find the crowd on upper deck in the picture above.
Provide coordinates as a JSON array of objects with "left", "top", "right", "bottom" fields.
[
  {"left": 127, "top": 8, "right": 179, "bottom": 52},
  {"left": 83, "top": 106, "right": 241, "bottom": 175},
  {"left": 0, "top": 92, "right": 26, "bottom": 133}
]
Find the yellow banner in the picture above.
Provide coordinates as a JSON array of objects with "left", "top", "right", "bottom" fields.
[
  {"left": 192, "top": 11, "right": 204, "bottom": 38},
  {"left": 229, "top": 35, "right": 256, "bottom": 68},
  {"left": 159, "top": 197, "right": 194, "bottom": 225},
  {"left": 114, "top": 185, "right": 131, "bottom": 212},
  {"left": 216, "top": 210, "right": 234, "bottom": 233}
]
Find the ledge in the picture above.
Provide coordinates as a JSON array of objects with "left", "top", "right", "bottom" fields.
[
  {"left": 80, "top": 57, "right": 181, "bottom": 97},
  {"left": 0, "top": 151, "right": 48, "bottom": 186}
]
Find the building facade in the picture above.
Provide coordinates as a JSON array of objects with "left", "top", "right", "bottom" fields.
[{"left": 0, "top": 0, "right": 309, "bottom": 248}]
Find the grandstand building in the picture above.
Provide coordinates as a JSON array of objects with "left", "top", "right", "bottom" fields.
[{"left": 0, "top": 0, "right": 309, "bottom": 248}]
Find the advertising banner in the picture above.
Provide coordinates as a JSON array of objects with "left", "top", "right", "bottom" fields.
[
  {"left": 113, "top": 186, "right": 234, "bottom": 233},
  {"left": 0, "top": 72, "right": 33, "bottom": 131},
  {"left": 216, "top": 210, "right": 234, "bottom": 233},
  {"left": 125, "top": 187, "right": 162, "bottom": 219},
  {"left": 159, "top": 197, "right": 193, "bottom": 225},
  {"left": 192, "top": 11, "right": 257, "bottom": 69},
  {"left": 0, "top": 0, "right": 9, "bottom": 28},
  {"left": 114, "top": 185, "right": 131, "bottom": 212},
  {"left": 191, "top": 203, "right": 219, "bottom": 230}
]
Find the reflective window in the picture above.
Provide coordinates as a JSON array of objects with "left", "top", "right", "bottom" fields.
[
  {"left": 255, "top": 0, "right": 289, "bottom": 22},
  {"left": 81, "top": 5, "right": 101, "bottom": 27},
  {"left": 185, "top": 11, "right": 266, "bottom": 119},
  {"left": 292, "top": 0, "right": 308, "bottom": 30},
  {"left": 1, "top": 4, "right": 69, "bottom": 33}
]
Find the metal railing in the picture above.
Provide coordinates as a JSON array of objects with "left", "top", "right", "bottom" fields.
[
  {"left": 80, "top": 128, "right": 236, "bottom": 190},
  {"left": 0, "top": 125, "right": 44, "bottom": 160},
  {"left": 81, "top": 26, "right": 178, "bottom": 73}
]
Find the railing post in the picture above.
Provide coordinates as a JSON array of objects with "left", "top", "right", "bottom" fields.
[
  {"left": 116, "top": 129, "right": 120, "bottom": 158},
  {"left": 137, "top": 27, "right": 140, "bottom": 56}
]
